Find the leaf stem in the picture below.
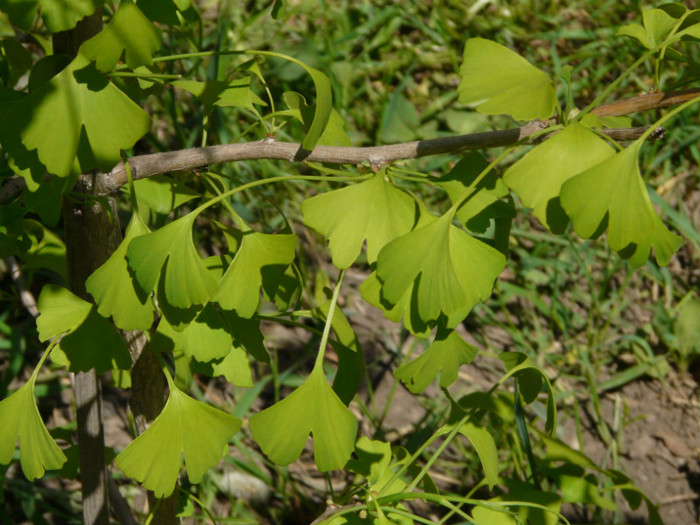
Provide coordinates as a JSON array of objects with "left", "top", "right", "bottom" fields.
[
  {"left": 192, "top": 173, "right": 372, "bottom": 216},
  {"left": 314, "top": 269, "right": 345, "bottom": 370},
  {"left": 30, "top": 338, "right": 60, "bottom": 383}
]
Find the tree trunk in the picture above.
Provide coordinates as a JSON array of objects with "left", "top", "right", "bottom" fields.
[{"left": 55, "top": 10, "right": 178, "bottom": 525}]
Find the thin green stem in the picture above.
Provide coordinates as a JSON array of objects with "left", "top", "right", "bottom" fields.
[
  {"left": 314, "top": 269, "right": 345, "bottom": 370},
  {"left": 192, "top": 173, "right": 372, "bottom": 217},
  {"left": 30, "top": 337, "right": 60, "bottom": 383}
]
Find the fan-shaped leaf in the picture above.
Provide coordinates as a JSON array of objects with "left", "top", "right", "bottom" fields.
[
  {"left": 127, "top": 214, "right": 217, "bottom": 308},
  {"left": 213, "top": 232, "right": 297, "bottom": 317},
  {"left": 249, "top": 366, "right": 357, "bottom": 471},
  {"left": 458, "top": 38, "right": 556, "bottom": 121},
  {"left": 503, "top": 122, "right": 615, "bottom": 233},
  {"left": 86, "top": 213, "right": 154, "bottom": 331},
  {"left": 395, "top": 329, "right": 478, "bottom": 393},
  {"left": 302, "top": 170, "right": 416, "bottom": 268},
  {"left": 116, "top": 372, "right": 241, "bottom": 498},
  {"left": 616, "top": 8, "right": 679, "bottom": 49},
  {"left": 375, "top": 211, "right": 506, "bottom": 329},
  {"left": 0, "top": 375, "right": 66, "bottom": 480},
  {"left": 560, "top": 141, "right": 682, "bottom": 267},
  {"left": 4, "top": 55, "right": 151, "bottom": 176},
  {"left": 36, "top": 284, "right": 92, "bottom": 341}
]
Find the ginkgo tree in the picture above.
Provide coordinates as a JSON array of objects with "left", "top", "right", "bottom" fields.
[{"left": 0, "top": 1, "right": 698, "bottom": 524}]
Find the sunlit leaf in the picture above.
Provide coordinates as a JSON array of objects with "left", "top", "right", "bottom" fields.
[
  {"left": 559, "top": 473, "right": 616, "bottom": 510},
  {"left": 215, "top": 77, "right": 266, "bottom": 111},
  {"left": 80, "top": 0, "right": 161, "bottom": 72},
  {"left": 302, "top": 170, "right": 416, "bottom": 268},
  {"left": 116, "top": 372, "right": 241, "bottom": 498},
  {"left": 458, "top": 423, "right": 499, "bottom": 490},
  {"left": 249, "top": 365, "right": 357, "bottom": 471},
  {"left": 3, "top": 55, "right": 151, "bottom": 177},
  {"left": 616, "top": 8, "right": 679, "bottom": 48},
  {"left": 36, "top": 284, "right": 92, "bottom": 341},
  {"left": 213, "top": 231, "right": 297, "bottom": 317},
  {"left": 458, "top": 38, "right": 556, "bottom": 121},
  {"left": 86, "top": 213, "right": 154, "bottom": 331},
  {"left": 208, "top": 346, "right": 254, "bottom": 387},
  {"left": 346, "top": 437, "right": 407, "bottom": 495},
  {"left": 127, "top": 214, "right": 217, "bottom": 308},
  {"left": 375, "top": 210, "right": 506, "bottom": 329},
  {"left": 0, "top": 374, "right": 66, "bottom": 480},
  {"left": 395, "top": 329, "right": 478, "bottom": 393},
  {"left": 503, "top": 122, "right": 615, "bottom": 233},
  {"left": 560, "top": 141, "right": 682, "bottom": 267},
  {"left": 37, "top": 285, "right": 130, "bottom": 372}
]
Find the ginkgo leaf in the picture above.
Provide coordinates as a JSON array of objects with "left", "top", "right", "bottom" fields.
[
  {"left": 80, "top": 0, "right": 161, "bottom": 72},
  {"left": 36, "top": 284, "right": 92, "bottom": 341},
  {"left": 215, "top": 77, "right": 266, "bottom": 111},
  {"left": 560, "top": 141, "right": 683, "bottom": 267},
  {"left": 249, "top": 365, "right": 357, "bottom": 471},
  {"left": 4, "top": 55, "right": 151, "bottom": 177},
  {"left": 458, "top": 38, "right": 557, "bottom": 121},
  {"left": 37, "top": 285, "right": 130, "bottom": 372},
  {"left": 503, "top": 122, "right": 615, "bottom": 233},
  {"left": 0, "top": 375, "right": 66, "bottom": 480},
  {"left": 155, "top": 303, "right": 232, "bottom": 362},
  {"left": 458, "top": 423, "right": 499, "bottom": 490},
  {"left": 346, "top": 437, "right": 407, "bottom": 495},
  {"left": 375, "top": 211, "right": 506, "bottom": 328},
  {"left": 213, "top": 232, "right": 297, "bottom": 317},
  {"left": 116, "top": 372, "right": 241, "bottom": 498},
  {"left": 616, "top": 8, "right": 679, "bottom": 49},
  {"left": 301, "top": 170, "right": 416, "bottom": 268},
  {"left": 86, "top": 213, "right": 154, "bottom": 331},
  {"left": 440, "top": 399, "right": 499, "bottom": 490},
  {"left": 196, "top": 345, "right": 254, "bottom": 387},
  {"left": 395, "top": 329, "right": 478, "bottom": 393},
  {"left": 175, "top": 77, "right": 266, "bottom": 114},
  {"left": 127, "top": 214, "right": 217, "bottom": 308},
  {"left": 0, "top": 0, "right": 102, "bottom": 32}
]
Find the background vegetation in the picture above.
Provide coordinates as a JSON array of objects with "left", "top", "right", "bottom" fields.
[{"left": 1, "top": 0, "right": 699, "bottom": 524}]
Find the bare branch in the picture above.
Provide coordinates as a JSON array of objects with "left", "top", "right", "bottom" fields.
[
  {"left": 2, "top": 87, "right": 698, "bottom": 204},
  {"left": 591, "top": 88, "right": 700, "bottom": 117}
]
